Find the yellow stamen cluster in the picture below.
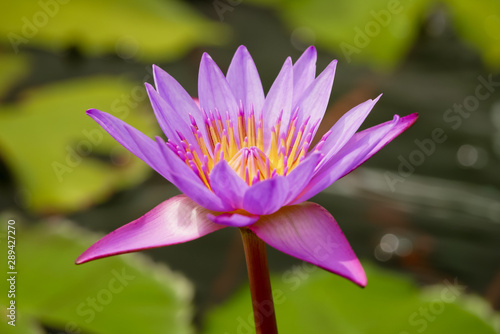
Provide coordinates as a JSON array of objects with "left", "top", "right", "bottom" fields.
[{"left": 168, "top": 108, "right": 315, "bottom": 188}]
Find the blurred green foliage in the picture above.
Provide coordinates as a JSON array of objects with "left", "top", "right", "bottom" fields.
[
  {"left": 0, "top": 54, "right": 29, "bottom": 98},
  {"left": 0, "top": 0, "right": 228, "bottom": 61},
  {"left": 0, "top": 218, "right": 194, "bottom": 334},
  {"left": 203, "top": 263, "right": 499, "bottom": 333},
  {"left": 0, "top": 77, "right": 158, "bottom": 213},
  {"left": 248, "top": 0, "right": 500, "bottom": 70}
]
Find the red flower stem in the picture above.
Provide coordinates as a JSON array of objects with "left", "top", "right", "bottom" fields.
[{"left": 240, "top": 228, "right": 278, "bottom": 334}]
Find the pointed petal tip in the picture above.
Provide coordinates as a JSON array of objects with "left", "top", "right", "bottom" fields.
[
  {"left": 306, "top": 45, "right": 316, "bottom": 52},
  {"left": 236, "top": 45, "right": 249, "bottom": 53},
  {"left": 201, "top": 52, "right": 213, "bottom": 62},
  {"left": 144, "top": 81, "right": 155, "bottom": 91},
  {"left": 86, "top": 108, "right": 100, "bottom": 116},
  {"left": 373, "top": 93, "right": 383, "bottom": 103}
]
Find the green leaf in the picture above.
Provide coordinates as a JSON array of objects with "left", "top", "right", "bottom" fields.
[
  {"left": 0, "top": 217, "right": 194, "bottom": 334},
  {"left": 0, "top": 0, "right": 228, "bottom": 61},
  {"left": 442, "top": 0, "right": 500, "bottom": 69},
  {"left": 248, "top": 0, "right": 431, "bottom": 70},
  {"left": 247, "top": 0, "right": 500, "bottom": 70},
  {"left": 0, "top": 76, "right": 158, "bottom": 213},
  {"left": 203, "top": 263, "right": 498, "bottom": 333},
  {"left": 0, "top": 53, "right": 29, "bottom": 99}
]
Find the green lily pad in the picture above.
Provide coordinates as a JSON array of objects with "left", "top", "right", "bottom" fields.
[
  {"left": 0, "top": 216, "right": 194, "bottom": 334},
  {"left": 203, "top": 263, "right": 498, "bottom": 333},
  {"left": 0, "top": 76, "right": 158, "bottom": 213},
  {"left": 0, "top": 0, "right": 228, "bottom": 61}
]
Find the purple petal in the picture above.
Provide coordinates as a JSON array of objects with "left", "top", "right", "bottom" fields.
[
  {"left": 227, "top": 45, "right": 265, "bottom": 118},
  {"left": 293, "top": 113, "right": 418, "bottom": 204},
  {"left": 207, "top": 212, "right": 260, "bottom": 227},
  {"left": 292, "top": 46, "right": 317, "bottom": 106},
  {"left": 198, "top": 53, "right": 239, "bottom": 138},
  {"left": 249, "top": 202, "right": 366, "bottom": 287},
  {"left": 86, "top": 108, "right": 167, "bottom": 178},
  {"left": 262, "top": 57, "right": 293, "bottom": 152},
  {"left": 209, "top": 160, "right": 249, "bottom": 209},
  {"left": 293, "top": 59, "right": 337, "bottom": 141},
  {"left": 152, "top": 65, "right": 208, "bottom": 133},
  {"left": 318, "top": 95, "right": 382, "bottom": 166},
  {"left": 284, "top": 152, "right": 322, "bottom": 204},
  {"left": 76, "top": 195, "right": 225, "bottom": 264},
  {"left": 154, "top": 137, "right": 232, "bottom": 212},
  {"left": 339, "top": 112, "right": 419, "bottom": 177},
  {"left": 145, "top": 83, "right": 199, "bottom": 151},
  {"left": 243, "top": 176, "right": 289, "bottom": 215}
]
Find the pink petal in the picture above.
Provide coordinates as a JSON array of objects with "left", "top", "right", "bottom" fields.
[
  {"left": 198, "top": 53, "right": 239, "bottom": 139},
  {"left": 152, "top": 65, "right": 209, "bottom": 145},
  {"left": 207, "top": 212, "right": 260, "bottom": 227},
  {"left": 154, "top": 137, "right": 232, "bottom": 212},
  {"left": 209, "top": 160, "right": 249, "bottom": 209},
  {"left": 227, "top": 45, "right": 265, "bottom": 118},
  {"left": 262, "top": 57, "right": 293, "bottom": 152},
  {"left": 292, "top": 46, "right": 317, "bottom": 106},
  {"left": 145, "top": 83, "right": 200, "bottom": 152},
  {"left": 284, "top": 152, "right": 322, "bottom": 204},
  {"left": 86, "top": 108, "right": 168, "bottom": 179},
  {"left": 243, "top": 176, "right": 289, "bottom": 215},
  {"left": 293, "top": 59, "right": 337, "bottom": 142},
  {"left": 294, "top": 113, "right": 418, "bottom": 204},
  {"left": 317, "top": 95, "right": 382, "bottom": 166},
  {"left": 342, "top": 113, "right": 419, "bottom": 175},
  {"left": 249, "top": 202, "right": 366, "bottom": 287},
  {"left": 76, "top": 195, "right": 225, "bottom": 264}
]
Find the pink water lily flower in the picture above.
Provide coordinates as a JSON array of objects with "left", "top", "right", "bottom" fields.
[{"left": 76, "top": 46, "right": 417, "bottom": 287}]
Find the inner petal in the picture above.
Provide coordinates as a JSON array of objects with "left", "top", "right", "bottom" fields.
[{"left": 228, "top": 147, "right": 273, "bottom": 185}]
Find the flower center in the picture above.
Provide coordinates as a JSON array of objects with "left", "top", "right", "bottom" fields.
[
  {"left": 168, "top": 106, "right": 320, "bottom": 188},
  {"left": 228, "top": 146, "right": 272, "bottom": 185}
]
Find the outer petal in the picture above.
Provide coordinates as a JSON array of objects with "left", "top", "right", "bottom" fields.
[
  {"left": 249, "top": 202, "right": 366, "bottom": 287},
  {"left": 292, "top": 46, "right": 317, "bottom": 106},
  {"left": 227, "top": 45, "right": 265, "bottom": 118},
  {"left": 145, "top": 83, "right": 199, "bottom": 152},
  {"left": 293, "top": 59, "right": 337, "bottom": 142},
  {"left": 86, "top": 108, "right": 167, "bottom": 178},
  {"left": 76, "top": 195, "right": 225, "bottom": 264},
  {"left": 209, "top": 160, "right": 249, "bottom": 209},
  {"left": 155, "top": 137, "right": 232, "bottom": 212},
  {"left": 243, "top": 176, "right": 289, "bottom": 215},
  {"left": 284, "top": 152, "right": 322, "bottom": 204},
  {"left": 318, "top": 95, "right": 382, "bottom": 166},
  {"left": 152, "top": 65, "right": 208, "bottom": 145},
  {"left": 262, "top": 57, "right": 293, "bottom": 152},
  {"left": 206, "top": 212, "right": 260, "bottom": 227},
  {"left": 198, "top": 53, "right": 239, "bottom": 138},
  {"left": 293, "top": 113, "right": 418, "bottom": 204},
  {"left": 338, "top": 112, "right": 419, "bottom": 178}
]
